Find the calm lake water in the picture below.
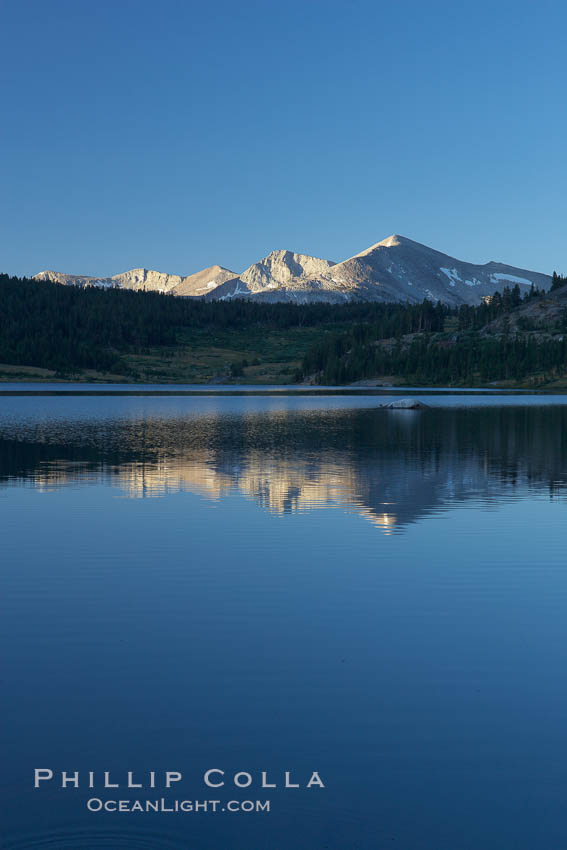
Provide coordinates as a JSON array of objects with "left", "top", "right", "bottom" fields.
[{"left": 2, "top": 390, "right": 567, "bottom": 849}]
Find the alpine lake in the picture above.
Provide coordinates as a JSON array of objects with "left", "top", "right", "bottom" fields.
[{"left": 2, "top": 385, "right": 567, "bottom": 850}]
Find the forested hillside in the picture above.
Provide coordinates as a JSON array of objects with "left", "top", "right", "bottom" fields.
[
  {"left": 0, "top": 272, "right": 566, "bottom": 385},
  {"left": 1, "top": 273, "right": 461, "bottom": 380},
  {"left": 300, "top": 277, "right": 567, "bottom": 386}
]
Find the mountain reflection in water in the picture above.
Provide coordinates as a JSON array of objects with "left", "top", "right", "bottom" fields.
[{"left": 1, "top": 403, "right": 566, "bottom": 533}]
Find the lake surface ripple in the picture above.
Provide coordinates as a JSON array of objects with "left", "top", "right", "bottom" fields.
[{"left": 1, "top": 394, "right": 567, "bottom": 849}]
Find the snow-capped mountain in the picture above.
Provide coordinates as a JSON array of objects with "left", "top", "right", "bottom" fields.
[
  {"left": 241, "top": 250, "right": 336, "bottom": 290},
  {"left": 298, "top": 235, "right": 552, "bottom": 306},
  {"left": 33, "top": 235, "right": 551, "bottom": 306},
  {"left": 216, "top": 236, "right": 550, "bottom": 305},
  {"left": 200, "top": 250, "right": 336, "bottom": 300}
]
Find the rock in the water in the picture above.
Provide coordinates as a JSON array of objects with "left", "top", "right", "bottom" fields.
[{"left": 385, "top": 398, "right": 429, "bottom": 409}]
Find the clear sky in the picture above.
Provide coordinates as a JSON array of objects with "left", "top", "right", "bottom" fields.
[{"left": 1, "top": 0, "right": 566, "bottom": 278}]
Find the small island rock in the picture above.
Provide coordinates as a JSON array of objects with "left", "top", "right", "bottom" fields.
[{"left": 384, "top": 398, "right": 430, "bottom": 410}]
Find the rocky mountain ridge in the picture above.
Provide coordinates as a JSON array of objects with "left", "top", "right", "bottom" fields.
[
  {"left": 33, "top": 235, "right": 552, "bottom": 307},
  {"left": 33, "top": 265, "right": 238, "bottom": 296}
]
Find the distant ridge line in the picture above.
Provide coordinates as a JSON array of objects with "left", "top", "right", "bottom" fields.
[{"left": 32, "top": 235, "right": 552, "bottom": 307}]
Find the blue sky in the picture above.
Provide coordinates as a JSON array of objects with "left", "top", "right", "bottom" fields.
[{"left": 1, "top": 0, "right": 566, "bottom": 278}]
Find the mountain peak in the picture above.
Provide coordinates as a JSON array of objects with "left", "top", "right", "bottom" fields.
[
  {"left": 265, "top": 249, "right": 294, "bottom": 258},
  {"left": 377, "top": 234, "right": 404, "bottom": 248},
  {"left": 345, "top": 234, "right": 410, "bottom": 262},
  {"left": 375, "top": 234, "right": 430, "bottom": 250},
  {"left": 30, "top": 236, "right": 552, "bottom": 307},
  {"left": 240, "top": 250, "right": 335, "bottom": 291}
]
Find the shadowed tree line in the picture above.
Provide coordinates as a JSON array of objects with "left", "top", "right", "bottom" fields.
[
  {"left": 0, "top": 273, "right": 481, "bottom": 373},
  {"left": 0, "top": 272, "right": 565, "bottom": 381},
  {"left": 300, "top": 280, "right": 567, "bottom": 384}
]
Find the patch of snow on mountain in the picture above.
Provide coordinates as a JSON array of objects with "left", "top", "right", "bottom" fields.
[
  {"left": 490, "top": 273, "right": 532, "bottom": 285},
  {"left": 220, "top": 282, "right": 248, "bottom": 300},
  {"left": 440, "top": 267, "right": 461, "bottom": 287}
]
